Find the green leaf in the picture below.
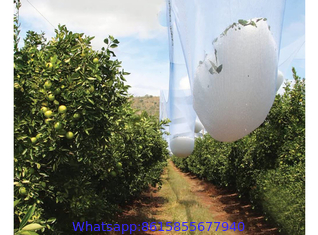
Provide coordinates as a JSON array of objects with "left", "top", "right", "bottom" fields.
[
  {"left": 87, "top": 36, "right": 95, "bottom": 41},
  {"left": 14, "top": 199, "right": 21, "bottom": 208},
  {"left": 84, "top": 127, "right": 93, "bottom": 135},
  {"left": 19, "top": 204, "right": 36, "bottom": 230},
  {"left": 71, "top": 45, "right": 81, "bottom": 52},
  {"left": 21, "top": 223, "right": 43, "bottom": 231},
  {"left": 87, "top": 77, "right": 96, "bottom": 81},
  {"left": 104, "top": 38, "right": 109, "bottom": 44},
  {"left": 47, "top": 217, "right": 56, "bottom": 223},
  {"left": 250, "top": 21, "right": 257, "bottom": 27},
  {"left": 87, "top": 98, "right": 95, "bottom": 105},
  {"left": 17, "top": 136, "right": 28, "bottom": 140},
  {"left": 238, "top": 19, "right": 248, "bottom": 26}
]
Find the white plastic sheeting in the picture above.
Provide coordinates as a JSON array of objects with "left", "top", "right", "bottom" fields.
[
  {"left": 160, "top": 90, "right": 170, "bottom": 150},
  {"left": 168, "top": 88, "right": 196, "bottom": 158},
  {"left": 276, "top": 70, "right": 284, "bottom": 92},
  {"left": 167, "top": 2, "right": 196, "bottom": 157},
  {"left": 194, "top": 118, "right": 203, "bottom": 133},
  {"left": 170, "top": 136, "right": 195, "bottom": 158},
  {"left": 195, "top": 132, "right": 204, "bottom": 139},
  {"left": 167, "top": 0, "right": 286, "bottom": 142}
]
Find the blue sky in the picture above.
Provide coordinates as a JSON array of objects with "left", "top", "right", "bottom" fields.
[
  {"left": 280, "top": 0, "right": 305, "bottom": 80},
  {"left": 15, "top": 0, "right": 305, "bottom": 97}
]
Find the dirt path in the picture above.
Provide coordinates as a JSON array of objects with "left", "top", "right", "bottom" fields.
[
  {"left": 107, "top": 161, "right": 281, "bottom": 235},
  {"left": 170, "top": 162, "right": 281, "bottom": 235}
]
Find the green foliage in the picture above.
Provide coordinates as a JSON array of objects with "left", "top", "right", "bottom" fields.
[
  {"left": 14, "top": 24, "right": 169, "bottom": 234},
  {"left": 172, "top": 69, "right": 305, "bottom": 235},
  {"left": 253, "top": 163, "right": 305, "bottom": 235},
  {"left": 14, "top": 203, "right": 55, "bottom": 235}
]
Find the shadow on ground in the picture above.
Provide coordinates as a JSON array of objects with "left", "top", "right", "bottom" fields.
[{"left": 103, "top": 187, "right": 169, "bottom": 235}]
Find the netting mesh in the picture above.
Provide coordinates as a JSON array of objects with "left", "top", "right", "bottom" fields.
[
  {"left": 160, "top": 90, "right": 170, "bottom": 150},
  {"left": 277, "top": 35, "right": 305, "bottom": 90},
  {"left": 167, "top": 0, "right": 286, "bottom": 142},
  {"left": 167, "top": 1, "right": 196, "bottom": 157}
]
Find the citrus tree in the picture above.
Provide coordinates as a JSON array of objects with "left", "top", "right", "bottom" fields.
[{"left": 14, "top": 10, "right": 169, "bottom": 234}]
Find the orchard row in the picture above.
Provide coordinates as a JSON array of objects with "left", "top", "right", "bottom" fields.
[{"left": 14, "top": 23, "right": 169, "bottom": 234}]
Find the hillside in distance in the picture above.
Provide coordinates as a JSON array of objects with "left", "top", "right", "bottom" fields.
[{"left": 130, "top": 95, "right": 160, "bottom": 117}]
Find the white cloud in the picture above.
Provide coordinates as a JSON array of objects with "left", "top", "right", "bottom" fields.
[
  {"left": 19, "top": 0, "right": 166, "bottom": 40},
  {"left": 125, "top": 63, "right": 169, "bottom": 97},
  {"left": 112, "top": 52, "right": 168, "bottom": 96},
  {"left": 111, "top": 39, "right": 169, "bottom": 96},
  {"left": 18, "top": 0, "right": 170, "bottom": 97}
]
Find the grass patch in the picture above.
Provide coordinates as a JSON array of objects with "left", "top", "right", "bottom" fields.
[{"left": 156, "top": 161, "right": 221, "bottom": 235}]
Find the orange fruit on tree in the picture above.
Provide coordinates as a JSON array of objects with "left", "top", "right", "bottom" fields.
[
  {"left": 58, "top": 105, "right": 67, "bottom": 114},
  {"left": 54, "top": 122, "right": 63, "bottom": 130},
  {"left": 66, "top": 131, "right": 74, "bottom": 139},
  {"left": 48, "top": 94, "right": 55, "bottom": 101},
  {"left": 44, "top": 80, "right": 52, "bottom": 89},
  {"left": 44, "top": 110, "right": 53, "bottom": 118},
  {"left": 30, "top": 137, "right": 37, "bottom": 144}
]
